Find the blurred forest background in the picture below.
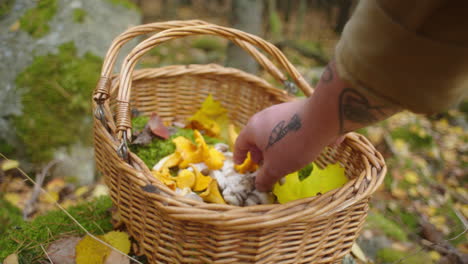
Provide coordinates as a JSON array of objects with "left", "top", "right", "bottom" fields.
[{"left": 0, "top": 0, "right": 466, "bottom": 263}]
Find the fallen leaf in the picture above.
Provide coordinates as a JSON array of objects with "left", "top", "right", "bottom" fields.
[
  {"left": 92, "top": 184, "right": 109, "bottom": 198},
  {"left": 187, "top": 94, "right": 229, "bottom": 139},
  {"left": 273, "top": 163, "right": 348, "bottom": 204},
  {"left": 1, "top": 160, "right": 19, "bottom": 171},
  {"left": 350, "top": 243, "right": 367, "bottom": 262},
  {"left": 404, "top": 170, "right": 419, "bottom": 184},
  {"left": 148, "top": 113, "right": 169, "bottom": 139},
  {"left": 3, "top": 253, "right": 19, "bottom": 264},
  {"left": 75, "top": 235, "right": 110, "bottom": 264},
  {"left": 102, "top": 231, "right": 131, "bottom": 254},
  {"left": 104, "top": 249, "right": 130, "bottom": 264},
  {"left": 47, "top": 237, "right": 81, "bottom": 264},
  {"left": 132, "top": 128, "right": 153, "bottom": 145}
]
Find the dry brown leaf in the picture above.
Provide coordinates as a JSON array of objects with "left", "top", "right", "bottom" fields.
[
  {"left": 3, "top": 254, "right": 19, "bottom": 264},
  {"left": 47, "top": 236, "right": 81, "bottom": 264},
  {"left": 148, "top": 113, "right": 169, "bottom": 139},
  {"left": 104, "top": 250, "right": 130, "bottom": 264}
]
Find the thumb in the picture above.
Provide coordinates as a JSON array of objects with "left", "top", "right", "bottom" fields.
[{"left": 255, "top": 162, "right": 282, "bottom": 192}]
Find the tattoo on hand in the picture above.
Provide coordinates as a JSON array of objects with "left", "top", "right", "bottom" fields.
[
  {"left": 339, "top": 88, "right": 387, "bottom": 133},
  {"left": 266, "top": 114, "right": 302, "bottom": 150}
]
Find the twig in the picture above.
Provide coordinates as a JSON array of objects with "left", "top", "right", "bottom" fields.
[
  {"left": 0, "top": 153, "right": 144, "bottom": 264},
  {"left": 40, "top": 244, "right": 54, "bottom": 264},
  {"left": 23, "top": 159, "right": 60, "bottom": 220}
]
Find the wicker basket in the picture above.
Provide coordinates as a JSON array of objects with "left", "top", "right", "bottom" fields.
[{"left": 93, "top": 20, "right": 386, "bottom": 264}]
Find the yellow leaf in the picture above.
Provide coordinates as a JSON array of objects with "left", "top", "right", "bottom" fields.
[
  {"left": 199, "top": 179, "right": 226, "bottom": 204},
  {"left": 187, "top": 95, "right": 230, "bottom": 139},
  {"left": 4, "top": 193, "right": 21, "bottom": 208},
  {"left": 176, "top": 169, "right": 196, "bottom": 189},
  {"left": 234, "top": 152, "right": 258, "bottom": 173},
  {"left": 273, "top": 163, "right": 348, "bottom": 204},
  {"left": 429, "top": 251, "right": 441, "bottom": 261},
  {"left": 1, "top": 160, "right": 19, "bottom": 171},
  {"left": 391, "top": 188, "right": 407, "bottom": 199},
  {"left": 40, "top": 191, "right": 59, "bottom": 204},
  {"left": 75, "top": 186, "right": 90, "bottom": 197},
  {"left": 76, "top": 235, "right": 110, "bottom": 264},
  {"left": 102, "top": 231, "right": 131, "bottom": 254}
]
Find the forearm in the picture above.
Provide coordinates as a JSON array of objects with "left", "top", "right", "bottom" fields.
[{"left": 302, "top": 60, "right": 402, "bottom": 146}]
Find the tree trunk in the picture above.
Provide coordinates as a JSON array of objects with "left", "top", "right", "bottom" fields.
[{"left": 225, "top": 0, "right": 263, "bottom": 74}]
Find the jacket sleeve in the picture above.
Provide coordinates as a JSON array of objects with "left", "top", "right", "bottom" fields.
[{"left": 335, "top": 0, "right": 468, "bottom": 114}]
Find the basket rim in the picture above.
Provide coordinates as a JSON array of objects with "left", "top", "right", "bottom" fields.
[{"left": 94, "top": 64, "right": 387, "bottom": 230}]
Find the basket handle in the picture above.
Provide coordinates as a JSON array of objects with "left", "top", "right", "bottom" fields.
[
  {"left": 114, "top": 24, "right": 314, "bottom": 160},
  {"left": 93, "top": 20, "right": 289, "bottom": 103}
]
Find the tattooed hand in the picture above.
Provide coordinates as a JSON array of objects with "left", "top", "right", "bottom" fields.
[{"left": 234, "top": 59, "right": 401, "bottom": 191}]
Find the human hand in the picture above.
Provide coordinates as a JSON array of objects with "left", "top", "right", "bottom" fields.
[{"left": 233, "top": 99, "right": 336, "bottom": 191}]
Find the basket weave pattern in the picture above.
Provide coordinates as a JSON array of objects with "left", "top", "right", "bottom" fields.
[{"left": 93, "top": 21, "right": 386, "bottom": 264}]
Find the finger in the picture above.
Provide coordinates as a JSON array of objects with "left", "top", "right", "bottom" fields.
[
  {"left": 331, "top": 134, "right": 346, "bottom": 146},
  {"left": 249, "top": 147, "right": 263, "bottom": 164},
  {"left": 255, "top": 163, "right": 282, "bottom": 192},
  {"left": 233, "top": 129, "right": 252, "bottom": 164}
]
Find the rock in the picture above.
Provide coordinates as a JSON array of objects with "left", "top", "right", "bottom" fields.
[{"left": 0, "top": 0, "right": 141, "bottom": 182}]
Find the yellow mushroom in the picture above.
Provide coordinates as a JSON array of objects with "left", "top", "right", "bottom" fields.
[
  {"left": 151, "top": 167, "right": 176, "bottom": 190},
  {"left": 172, "top": 136, "right": 203, "bottom": 168},
  {"left": 199, "top": 179, "right": 226, "bottom": 204},
  {"left": 176, "top": 169, "right": 196, "bottom": 189},
  {"left": 234, "top": 152, "right": 258, "bottom": 173},
  {"left": 190, "top": 164, "right": 213, "bottom": 192},
  {"left": 194, "top": 130, "right": 225, "bottom": 170}
]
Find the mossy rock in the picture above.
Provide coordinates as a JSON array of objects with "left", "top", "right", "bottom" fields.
[
  {"left": 0, "top": 0, "right": 15, "bottom": 18},
  {"left": 192, "top": 37, "right": 225, "bottom": 52},
  {"left": 14, "top": 42, "right": 102, "bottom": 163},
  {"left": 72, "top": 8, "right": 86, "bottom": 23},
  {"left": 105, "top": 0, "right": 140, "bottom": 11},
  {"left": 0, "top": 196, "right": 113, "bottom": 263},
  {"left": 366, "top": 212, "right": 408, "bottom": 242},
  {"left": 377, "top": 248, "right": 433, "bottom": 264},
  {"left": 19, "top": 0, "right": 58, "bottom": 38}
]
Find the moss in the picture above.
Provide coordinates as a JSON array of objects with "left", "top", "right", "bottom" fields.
[
  {"left": 192, "top": 37, "right": 225, "bottom": 52},
  {"left": 391, "top": 124, "right": 434, "bottom": 150},
  {"left": 0, "top": 197, "right": 23, "bottom": 236},
  {"left": 0, "top": 196, "right": 113, "bottom": 262},
  {"left": 14, "top": 42, "right": 102, "bottom": 163},
  {"left": 130, "top": 123, "right": 223, "bottom": 168},
  {"left": 0, "top": 0, "right": 14, "bottom": 18},
  {"left": 366, "top": 212, "right": 408, "bottom": 242},
  {"left": 377, "top": 248, "right": 433, "bottom": 264},
  {"left": 105, "top": 0, "right": 140, "bottom": 11},
  {"left": 19, "top": 0, "right": 57, "bottom": 38},
  {"left": 0, "top": 138, "right": 15, "bottom": 156},
  {"left": 72, "top": 8, "right": 86, "bottom": 23}
]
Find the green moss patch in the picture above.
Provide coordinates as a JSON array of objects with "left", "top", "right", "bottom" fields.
[
  {"left": 19, "top": 0, "right": 57, "bottom": 38},
  {"left": 14, "top": 42, "right": 102, "bottom": 163},
  {"left": 377, "top": 248, "right": 433, "bottom": 264},
  {"left": 366, "top": 212, "right": 408, "bottom": 242},
  {"left": 130, "top": 117, "right": 223, "bottom": 168},
  {"left": 72, "top": 8, "right": 86, "bottom": 23},
  {"left": 0, "top": 198, "right": 23, "bottom": 236},
  {"left": 0, "top": 196, "right": 113, "bottom": 263},
  {"left": 0, "top": 0, "right": 15, "bottom": 18}
]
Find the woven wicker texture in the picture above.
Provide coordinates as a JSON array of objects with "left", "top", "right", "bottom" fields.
[{"left": 93, "top": 21, "right": 386, "bottom": 264}]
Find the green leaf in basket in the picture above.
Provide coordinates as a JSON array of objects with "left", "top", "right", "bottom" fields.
[{"left": 273, "top": 163, "right": 348, "bottom": 204}]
